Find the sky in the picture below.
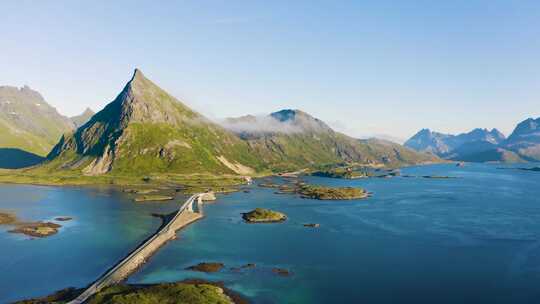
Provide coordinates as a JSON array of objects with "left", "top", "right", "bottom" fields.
[{"left": 1, "top": 0, "right": 539, "bottom": 141}]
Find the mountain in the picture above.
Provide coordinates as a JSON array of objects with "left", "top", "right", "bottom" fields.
[
  {"left": 221, "top": 109, "right": 439, "bottom": 171},
  {"left": 45, "top": 69, "right": 263, "bottom": 176},
  {"left": 404, "top": 129, "right": 453, "bottom": 155},
  {"left": 70, "top": 108, "right": 95, "bottom": 128},
  {"left": 502, "top": 117, "right": 540, "bottom": 161},
  {"left": 404, "top": 128, "right": 507, "bottom": 161},
  {"left": 0, "top": 85, "right": 74, "bottom": 156},
  {"left": 40, "top": 70, "right": 437, "bottom": 178}
]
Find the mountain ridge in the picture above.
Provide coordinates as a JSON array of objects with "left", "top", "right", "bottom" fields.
[
  {"left": 0, "top": 85, "right": 74, "bottom": 156},
  {"left": 405, "top": 120, "right": 540, "bottom": 162}
]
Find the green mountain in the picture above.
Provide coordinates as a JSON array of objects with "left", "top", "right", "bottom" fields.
[
  {"left": 45, "top": 69, "right": 263, "bottom": 176},
  {"left": 0, "top": 85, "right": 74, "bottom": 156},
  {"left": 70, "top": 107, "right": 95, "bottom": 128},
  {"left": 222, "top": 109, "right": 439, "bottom": 171}
]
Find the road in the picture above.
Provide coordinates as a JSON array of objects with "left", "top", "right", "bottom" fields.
[{"left": 68, "top": 193, "right": 207, "bottom": 304}]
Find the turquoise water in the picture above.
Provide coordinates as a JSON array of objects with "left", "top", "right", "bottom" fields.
[{"left": 1, "top": 164, "right": 540, "bottom": 303}]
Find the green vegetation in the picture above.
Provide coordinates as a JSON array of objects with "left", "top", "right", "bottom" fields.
[
  {"left": 297, "top": 184, "right": 367, "bottom": 200},
  {"left": 0, "top": 169, "right": 249, "bottom": 194},
  {"left": 16, "top": 281, "right": 243, "bottom": 304},
  {"left": 242, "top": 208, "right": 287, "bottom": 223}
]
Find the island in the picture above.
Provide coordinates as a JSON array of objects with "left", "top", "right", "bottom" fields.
[
  {"left": 54, "top": 217, "right": 73, "bottom": 221},
  {"left": 311, "top": 167, "right": 367, "bottom": 179},
  {"left": 186, "top": 262, "right": 225, "bottom": 273},
  {"left": 272, "top": 268, "right": 292, "bottom": 277},
  {"left": 297, "top": 184, "right": 368, "bottom": 200},
  {"left": 9, "top": 222, "right": 61, "bottom": 238},
  {"left": 133, "top": 195, "right": 174, "bottom": 202},
  {"left": 15, "top": 280, "right": 247, "bottom": 304},
  {"left": 1, "top": 211, "right": 64, "bottom": 238},
  {"left": 242, "top": 208, "right": 287, "bottom": 223}
]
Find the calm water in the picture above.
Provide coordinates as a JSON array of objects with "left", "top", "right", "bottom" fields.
[{"left": 1, "top": 164, "right": 540, "bottom": 303}]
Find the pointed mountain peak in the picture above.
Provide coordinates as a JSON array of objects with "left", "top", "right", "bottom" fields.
[
  {"left": 131, "top": 68, "right": 146, "bottom": 82},
  {"left": 99, "top": 69, "right": 200, "bottom": 126}
]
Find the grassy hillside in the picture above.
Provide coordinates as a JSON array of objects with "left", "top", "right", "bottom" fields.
[
  {"left": 0, "top": 85, "right": 74, "bottom": 156},
  {"left": 224, "top": 110, "right": 439, "bottom": 171}
]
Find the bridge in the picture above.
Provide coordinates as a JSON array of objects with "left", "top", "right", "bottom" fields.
[{"left": 68, "top": 193, "right": 208, "bottom": 304}]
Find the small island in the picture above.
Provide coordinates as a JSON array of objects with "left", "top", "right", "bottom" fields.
[
  {"left": 54, "top": 217, "right": 73, "bottom": 221},
  {"left": 297, "top": 184, "right": 368, "bottom": 200},
  {"left": 242, "top": 208, "right": 287, "bottom": 223},
  {"left": 133, "top": 195, "right": 174, "bottom": 202},
  {"left": 9, "top": 222, "right": 61, "bottom": 238},
  {"left": 123, "top": 188, "right": 159, "bottom": 194},
  {"left": 186, "top": 262, "right": 225, "bottom": 273},
  {"left": 272, "top": 268, "right": 292, "bottom": 277},
  {"left": 1, "top": 212, "right": 64, "bottom": 238},
  {"left": 311, "top": 167, "right": 367, "bottom": 179}
]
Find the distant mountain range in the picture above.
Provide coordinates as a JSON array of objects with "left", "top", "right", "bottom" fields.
[
  {"left": 0, "top": 86, "right": 93, "bottom": 157},
  {"left": 29, "top": 70, "right": 436, "bottom": 176},
  {"left": 405, "top": 120, "right": 540, "bottom": 162}
]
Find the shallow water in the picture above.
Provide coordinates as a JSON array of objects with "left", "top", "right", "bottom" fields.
[{"left": 1, "top": 163, "right": 540, "bottom": 303}]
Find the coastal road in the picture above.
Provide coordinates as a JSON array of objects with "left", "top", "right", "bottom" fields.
[{"left": 68, "top": 193, "right": 207, "bottom": 304}]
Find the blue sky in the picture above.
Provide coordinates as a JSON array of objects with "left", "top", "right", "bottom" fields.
[{"left": 1, "top": 0, "right": 539, "bottom": 140}]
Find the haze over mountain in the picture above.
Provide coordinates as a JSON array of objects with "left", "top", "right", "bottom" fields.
[{"left": 221, "top": 109, "right": 438, "bottom": 171}]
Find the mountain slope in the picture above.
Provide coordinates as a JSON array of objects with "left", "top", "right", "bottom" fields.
[
  {"left": 45, "top": 69, "right": 264, "bottom": 176},
  {"left": 70, "top": 108, "right": 95, "bottom": 128},
  {"left": 502, "top": 117, "right": 540, "bottom": 161},
  {"left": 222, "top": 110, "right": 439, "bottom": 171},
  {"left": 0, "top": 85, "right": 74, "bottom": 155}
]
